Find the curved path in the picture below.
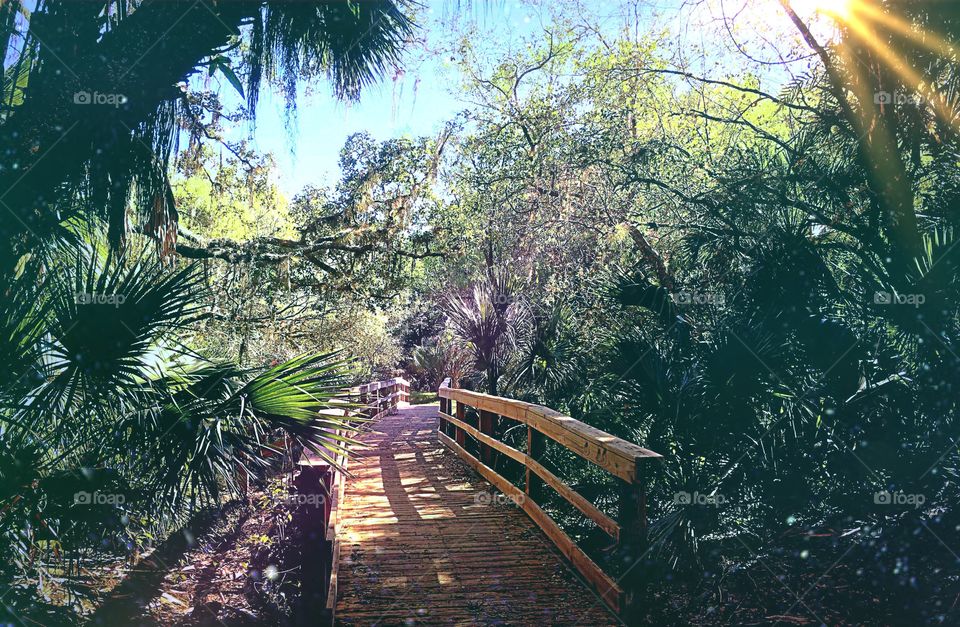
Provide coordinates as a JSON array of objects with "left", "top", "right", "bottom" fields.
[{"left": 335, "top": 403, "right": 617, "bottom": 625}]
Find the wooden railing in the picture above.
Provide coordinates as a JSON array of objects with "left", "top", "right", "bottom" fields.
[
  {"left": 355, "top": 376, "right": 410, "bottom": 418},
  {"left": 294, "top": 376, "right": 409, "bottom": 624},
  {"left": 437, "top": 377, "right": 661, "bottom": 617}
]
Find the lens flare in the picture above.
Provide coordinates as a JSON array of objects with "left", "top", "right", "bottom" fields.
[{"left": 789, "top": 0, "right": 855, "bottom": 21}]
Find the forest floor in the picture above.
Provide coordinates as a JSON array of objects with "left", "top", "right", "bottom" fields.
[
  {"left": 88, "top": 483, "right": 302, "bottom": 627},
  {"left": 74, "top": 516, "right": 954, "bottom": 626}
]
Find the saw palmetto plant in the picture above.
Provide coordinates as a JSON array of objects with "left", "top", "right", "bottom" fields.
[
  {"left": 0, "top": 239, "right": 361, "bottom": 600},
  {"left": 0, "top": 1, "right": 414, "bottom": 602},
  {"left": 444, "top": 271, "right": 531, "bottom": 396}
]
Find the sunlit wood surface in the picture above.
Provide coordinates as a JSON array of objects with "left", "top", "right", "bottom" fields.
[{"left": 335, "top": 403, "right": 617, "bottom": 625}]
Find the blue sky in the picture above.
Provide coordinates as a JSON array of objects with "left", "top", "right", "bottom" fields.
[
  {"left": 1, "top": 0, "right": 835, "bottom": 198},
  {"left": 234, "top": 52, "right": 459, "bottom": 196},
  {"left": 210, "top": 0, "right": 830, "bottom": 197},
  {"left": 216, "top": 0, "right": 713, "bottom": 197},
  {"left": 222, "top": 1, "right": 559, "bottom": 197}
]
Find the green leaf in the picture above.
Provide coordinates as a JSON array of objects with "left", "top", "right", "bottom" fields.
[{"left": 215, "top": 61, "right": 245, "bottom": 99}]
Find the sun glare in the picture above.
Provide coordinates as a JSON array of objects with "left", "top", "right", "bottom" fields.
[
  {"left": 790, "top": 0, "right": 855, "bottom": 22},
  {"left": 776, "top": 0, "right": 858, "bottom": 43}
]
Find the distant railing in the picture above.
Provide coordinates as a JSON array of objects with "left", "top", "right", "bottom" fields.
[
  {"left": 353, "top": 376, "right": 410, "bottom": 418},
  {"left": 294, "top": 376, "right": 409, "bottom": 624},
  {"left": 437, "top": 377, "right": 661, "bottom": 617}
]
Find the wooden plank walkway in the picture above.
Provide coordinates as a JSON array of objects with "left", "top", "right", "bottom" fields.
[{"left": 335, "top": 403, "right": 618, "bottom": 625}]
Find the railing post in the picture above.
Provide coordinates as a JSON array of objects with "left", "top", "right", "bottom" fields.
[
  {"left": 359, "top": 384, "right": 369, "bottom": 418},
  {"left": 478, "top": 409, "right": 496, "bottom": 467},
  {"left": 455, "top": 395, "right": 467, "bottom": 447},
  {"left": 526, "top": 426, "right": 545, "bottom": 502},
  {"left": 438, "top": 378, "right": 451, "bottom": 434},
  {"left": 388, "top": 379, "right": 398, "bottom": 415},
  {"left": 617, "top": 475, "right": 648, "bottom": 620},
  {"left": 294, "top": 460, "right": 333, "bottom": 617}
]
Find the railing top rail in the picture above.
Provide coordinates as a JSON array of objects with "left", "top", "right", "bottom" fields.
[
  {"left": 438, "top": 382, "right": 660, "bottom": 484},
  {"left": 436, "top": 376, "right": 659, "bottom": 614},
  {"left": 346, "top": 377, "right": 410, "bottom": 395}
]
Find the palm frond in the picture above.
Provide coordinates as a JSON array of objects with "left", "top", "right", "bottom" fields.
[
  {"left": 444, "top": 272, "right": 531, "bottom": 394},
  {"left": 248, "top": 0, "right": 414, "bottom": 110},
  {"left": 32, "top": 245, "right": 204, "bottom": 414}
]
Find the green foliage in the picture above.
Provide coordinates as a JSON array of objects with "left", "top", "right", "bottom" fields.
[
  {"left": 247, "top": 0, "right": 414, "bottom": 108},
  {"left": 0, "top": 0, "right": 417, "bottom": 268},
  {"left": 0, "top": 236, "right": 362, "bottom": 607},
  {"left": 443, "top": 271, "right": 530, "bottom": 396},
  {"left": 410, "top": 333, "right": 472, "bottom": 392},
  {"left": 395, "top": 5, "right": 960, "bottom": 618},
  {"left": 4, "top": 0, "right": 960, "bottom": 621}
]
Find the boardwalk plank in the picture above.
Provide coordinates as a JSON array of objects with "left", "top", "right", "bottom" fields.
[{"left": 335, "top": 403, "right": 618, "bottom": 626}]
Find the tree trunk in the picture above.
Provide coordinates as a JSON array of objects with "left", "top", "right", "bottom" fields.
[
  {"left": 487, "top": 368, "right": 498, "bottom": 397},
  {"left": 779, "top": 0, "right": 922, "bottom": 276}
]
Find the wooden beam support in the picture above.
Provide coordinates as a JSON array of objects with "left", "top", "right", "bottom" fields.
[
  {"left": 435, "top": 377, "right": 661, "bottom": 620},
  {"left": 478, "top": 409, "right": 497, "bottom": 467},
  {"left": 439, "top": 386, "right": 661, "bottom": 482},
  {"left": 438, "top": 430, "right": 623, "bottom": 612},
  {"left": 440, "top": 410, "right": 526, "bottom": 466},
  {"left": 526, "top": 454, "right": 619, "bottom": 540},
  {"left": 526, "top": 426, "right": 545, "bottom": 503},
  {"left": 442, "top": 408, "right": 621, "bottom": 539},
  {"left": 617, "top": 476, "right": 648, "bottom": 620},
  {"left": 455, "top": 398, "right": 467, "bottom": 448}
]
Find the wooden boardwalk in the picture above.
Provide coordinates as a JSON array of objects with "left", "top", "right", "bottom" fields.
[{"left": 335, "top": 403, "right": 618, "bottom": 625}]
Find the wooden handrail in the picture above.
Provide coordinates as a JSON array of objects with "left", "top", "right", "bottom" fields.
[
  {"left": 437, "top": 377, "right": 661, "bottom": 617},
  {"left": 439, "top": 384, "right": 659, "bottom": 482},
  {"left": 295, "top": 376, "right": 410, "bottom": 625},
  {"left": 345, "top": 376, "right": 410, "bottom": 420}
]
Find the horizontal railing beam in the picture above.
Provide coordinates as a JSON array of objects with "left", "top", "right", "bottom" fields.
[
  {"left": 439, "top": 385, "right": 660, "bottom": 483},
  {"left": 440, "top": 409, "right": 620, "bottom": 540},
  {"left": 438, "top": 429, "right": 623, "bottom": 611},
  {"left": 437, "top": 377, "right": 660, "bottom": 618},
  {"left": 440, "top": 410, "right": 526, "bottom": 466}
]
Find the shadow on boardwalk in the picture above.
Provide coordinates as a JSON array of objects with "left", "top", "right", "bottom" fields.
[{"left": 336, "top": 403, "right": 618, "bottom": 625}]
